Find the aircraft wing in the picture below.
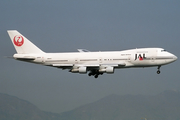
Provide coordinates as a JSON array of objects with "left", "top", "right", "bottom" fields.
[
  {"left": 52, "top": 64, "right": 98, "bottom": 69},
  {"left": 100, "top": 63, "right": 126, "bottom": 67},
  {"left": 52, "top": 62, "right": 126, "bottom": 69}
]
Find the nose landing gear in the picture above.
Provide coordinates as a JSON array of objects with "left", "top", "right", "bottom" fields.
[{"left": 157, "top": 66, "right": 161, "bottom": 74}]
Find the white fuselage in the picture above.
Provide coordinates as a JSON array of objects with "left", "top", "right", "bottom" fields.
[
  {"left": 14, "top": 48, "right": 177, "bottom": 69},
  {"left": 8, "top": 30, "right": 178, "bottom": 78}
]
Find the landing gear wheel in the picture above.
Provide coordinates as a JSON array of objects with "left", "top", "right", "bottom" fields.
[
  {"left": 88, "top": 73, "right": 92, "bottom": 76},
  {"left": 157, "top": 70, "right": 160, "bottom": 74},
  {"left": 94, "top": 75, "right": 98, "bottom": 78},
  {"left": 157, "top": 66, "right": 161, "bottom": 74}
]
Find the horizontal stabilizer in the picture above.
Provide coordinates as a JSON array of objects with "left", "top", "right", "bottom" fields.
[
  {"left": 13, "top": 54, "right": 36, "bottom": 61},
  {"left": 16, "top": 58, "right": 35, "bottom": 61}
]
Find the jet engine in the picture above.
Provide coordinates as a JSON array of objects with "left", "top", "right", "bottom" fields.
[
  {"left": 99, "top": 66, "right": 114, "bottom": 74},
  {"left": 70, "top": 66, "right": 87, "bottom": 74}
]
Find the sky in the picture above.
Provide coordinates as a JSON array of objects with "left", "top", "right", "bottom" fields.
[{"left": 0, "top": 0, "right": 180, "bottom": 113}]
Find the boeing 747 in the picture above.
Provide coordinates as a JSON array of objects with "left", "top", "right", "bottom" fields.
[{"left": 7, "top": 30, "right": 177, "bottom": 78}]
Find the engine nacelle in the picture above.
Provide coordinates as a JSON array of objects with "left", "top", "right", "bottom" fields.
[
  {"left": 79, "top": 66, "right": 87, "bottom": 73},
  {"left": 106, "top": 67, "right": 114, "bottom": 73},
  {"left": 99, "top": 66, "right": 114, "bottom": 74},
  {"left": 71, "top": 66, "right": 87, "bottom": 74}
]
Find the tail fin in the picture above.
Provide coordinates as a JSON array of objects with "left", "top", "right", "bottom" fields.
[{"left": 7, "top": 30, "right": 44, "bottom": 54}]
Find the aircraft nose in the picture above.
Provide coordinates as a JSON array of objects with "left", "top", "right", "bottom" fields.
[{"left": 173, "top": 55, "right": 178, "bottom": 61}]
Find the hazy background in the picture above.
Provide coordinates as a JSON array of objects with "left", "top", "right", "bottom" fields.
[{"left": 0, "top": 0, "right": 179, "bottom": 113}]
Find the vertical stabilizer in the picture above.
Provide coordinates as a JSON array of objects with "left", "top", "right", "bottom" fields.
[{"left": 7, "top": 30, "right": 44, "bottom": 54}]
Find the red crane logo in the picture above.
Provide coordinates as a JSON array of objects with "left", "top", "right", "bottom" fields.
[{"left": 13, "top": 35, "right": 24, "bottom": 46}]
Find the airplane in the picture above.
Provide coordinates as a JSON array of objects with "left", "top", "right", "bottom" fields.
[{"left": 7, "top": 30, "right": 177, "bottom": 78}]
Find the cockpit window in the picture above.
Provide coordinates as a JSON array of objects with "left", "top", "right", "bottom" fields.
[{"left": 161, "top": 49, "right": 167, "bottom": 52}]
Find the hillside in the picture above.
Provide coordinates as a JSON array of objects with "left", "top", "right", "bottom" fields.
[
  {"left": 0, "top": 93, "right": 60, "bottom": 120},
  {"left": 59, "top": 90, "right": 180, "bottom": 120},
  {"left": 1, "top": 90, "right": 180, "bottom": 120}
]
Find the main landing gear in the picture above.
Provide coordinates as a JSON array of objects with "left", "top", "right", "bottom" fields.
[
  {"left": 88, "top": 70, "right": 103, "bottom": 78},
  {"left": 157, "top": 66, "right": 161, "bottom": 74}
]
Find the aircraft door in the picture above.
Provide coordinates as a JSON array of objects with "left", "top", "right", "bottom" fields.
[
  {"left": 75, "top": 58, "right": 78, "bottom": 64},
  {"left": 151, "top": 56, "right": 155, "bottom": 62},
  {"left": 150, "top": 50, "right": 157, "bottom": 63},
  {"left": 129, "top": 54, "right": 133, "bottom": 61},
  {"left": 42, "top": 56, "right": 46, "bottom": 63},
  {"left": 99, "top": 58, "right": 103, "bottom": 63},
  {"left": 130, "top": 53, "right": 135, "bottom": 62}
]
